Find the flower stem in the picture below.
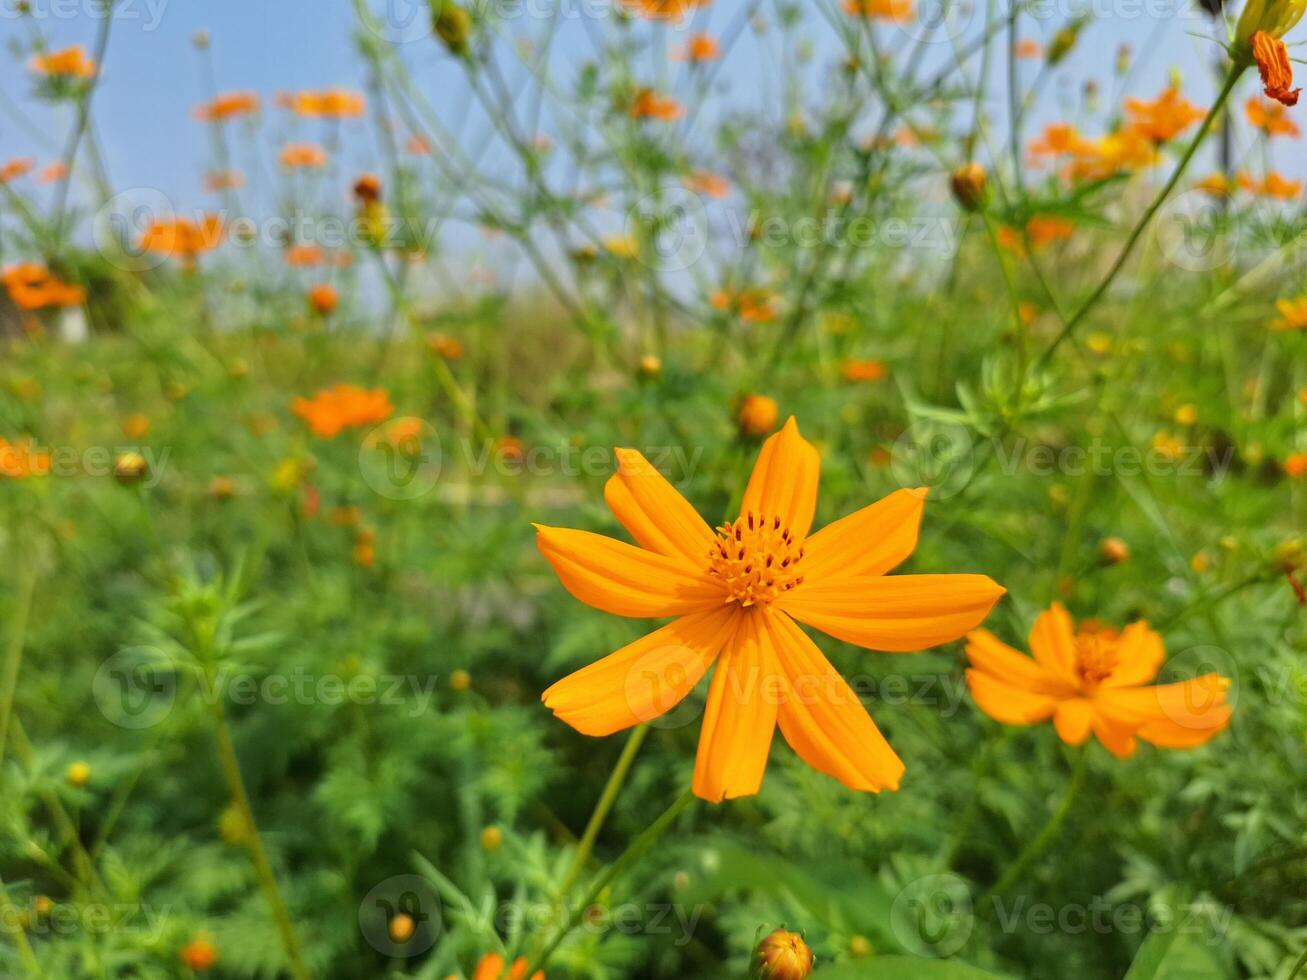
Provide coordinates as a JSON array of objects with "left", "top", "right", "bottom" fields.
[
  {"left": 0, "top": 551, "right": 37, "bottom": 768},
  {"left": 0, "top": 873, "right": 42, "bottom": 977},
  {"left": 208, "top": 693, "right": 312, "bottom": 980},
  {"left": 532, "top": 785, "right": 696, "bottom": 973},
  {"left": 553, "top": 724, "right": 649, "bottom": 905},
  {"left": 1038, "top": 63, "right": 1246, "bottom": 367},
  {"left": 980, "top": 747, "right": 1088, "bottom": 907}
]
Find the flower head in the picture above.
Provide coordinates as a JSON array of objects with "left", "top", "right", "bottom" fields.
[
  {"left": 1236, "top": 0, "right": 1306, "bottom": 44},
  {"left": 179, "top": 937, "right": 218, "bottom": 971},
  {"left": 966, "top": 603, "right": 1231, "bottom": 757},
  {"left": 621, "top": 0, "right": 708, "bottom": 19},
  {"left": 1, "top": 263, "right": 85, "bottom": 310},
  {"left": 842, "top": 0, "right": 915, "bottom": 20},
  {"left": 629, "top": 88, "right": 683, "bottom": 121},
  {"left": 281, "top": 143, "right": 329, "bottom": 169},
  {"left": 674, "top": 33, "right": 721, "bottom": 62},
  {"left": 285, "top": 88, "right": 365, "bottom": 118},
  {"left": 291, "top": 384, "right": 394, "bottom": 438},
  {"left": 308, "top": 284, "right": 339, "bottom": 316},
  {"left": 1, "top": 159, "right": 34, "bottom": 184},
  {"left": 754, "top": 930, "right": 815, "bottom": 980},
  {"left": 1252, "top": 33, "right": 1301, "bottom": 106},
  {"left": 1123, "top": 86, "right": 1206, "bottom": 143},
  {"left": 840, "top": 359, "right": 888, "bottom": 382},
  {"left": 736, "top": 395, "right": 779, "bottom": 437},
  {"left": 537, "top": 420, "right": 1005, "bottom": 801},
  {"left": 1271, "top": 296, "right": 1307, "bottom": 330},
  {"left": 30, "top": 45, "right": 96, "bottom": 78},
  {"left": 472, "top": 953, "right": 543, "bottom": 980},
  {"left": 138, "top": 216, "right": 225, "bottom": 265},
  {"left": 194, "top": 92, "right": 260, "bottom": 122}
]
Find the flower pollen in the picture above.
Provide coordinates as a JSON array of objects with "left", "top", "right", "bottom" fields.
[{"left": 708, "top": 511, "right": 804, "bottom": 607}]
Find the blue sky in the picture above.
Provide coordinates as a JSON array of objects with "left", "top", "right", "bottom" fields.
[{"left": 0, "top": 0, "right": 1299, "bottom": 230}]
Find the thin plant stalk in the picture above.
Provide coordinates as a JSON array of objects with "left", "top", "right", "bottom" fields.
[{"left": 0, "top": 549, "right": 37, "bottom": 768}]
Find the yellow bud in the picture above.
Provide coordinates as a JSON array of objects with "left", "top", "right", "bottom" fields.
[
  {"left": 450, "top": 669, "right": 471, "bottom": 692},
  {"left": 480, "top": 826, "right": 504, "bottom": 852},
  {"left": 66, "top": 761, "right": 92, "bottom": 787}
]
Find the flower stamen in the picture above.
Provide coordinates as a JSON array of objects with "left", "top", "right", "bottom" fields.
[{"left": 708, "top": 512, "right": 804, "bottom": 606}]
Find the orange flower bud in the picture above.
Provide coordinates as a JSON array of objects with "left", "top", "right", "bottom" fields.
[
  {"left": 754, "top": 929, "right": 814, "bottom": 980},
  {"left": 950, "top": 163, "right": 988, "bottom": 211}
]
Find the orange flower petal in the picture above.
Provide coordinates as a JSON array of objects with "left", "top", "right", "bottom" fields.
[
  {"left": 692, "top": 613, "right": 780, "bottom": 801},
  {"left": 604, "top": 448, "right": 714, "bottom": 564},
  {"left": 1052, "top": 698, "right": 1093, "bottom": 744},
  {"left": 779, "top": 574, "right": 1005, "bottom": 652},
  {"left": 473, "top": 953, "right": 505, "bottom": 980},
  {"left": 1096, "top": 675, "right": 1231, "bottom": 736},
  {"left": 966, "top": 668, "right": 1060, "bottom": 724},
  {"left": 1100, "top": 621, "right": 1165, "bottom": 688},
  {"left": 769, "top": 611, "right": 904, "bottom": 792},
  {"left": 1027, "top": 603, "right": 1080, "bottom": 684},
  {"left": 541, "top": 606, "right": 740, "bottom": 736},
  {"left": 966, "top": 629, "right": 1077, "bottom": 697},
  {"left": 534, "top": 525, "right": 726, "bottom": 618},
  {"left": 799, "top": 487, "right": 927, "bottom": 581},
  {"left": 1091, "top": 713, "right": 1138, "bottom": 758},
  {"left": 739, "top": 417, "right": 821, "bottom": 541}
]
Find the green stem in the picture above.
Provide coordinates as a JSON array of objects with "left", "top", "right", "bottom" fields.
[
  {"left": 532, "top": 785, "right": 696, "bottom": 973},
  {"left": 1038, "top": 64, "right": 1246, "bottom": 367},
  {"left": 0, "top": 553, "right": 37, "bottom": 768},
  {"left": 1289, "top": 945, "right": 1307, "bottom": 980},
  {"left": 208, "top": 693, "right": 312, "bottom": 980},
  {"left": 0, "top": 873, "right": 42, "bottom": 977},
  {"left": 980, "top": 747, "right": 1088, "bottom": 906},
  {"left": 553, "top": 724, "right": 648, "bottom": 905}
]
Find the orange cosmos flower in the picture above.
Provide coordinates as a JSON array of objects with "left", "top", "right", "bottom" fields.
[
  {"left": 194, "top": 92, "right": 260, "bottom": 122},
  {"left": 291, "top": 384, "right": 394, "bottom": 438},
  {"left": 138, "top": 216, "right": 225, "bottom": 265},
  {"left": 280, "top": 143, "right": 328, "bottom": 169},
  {"left": 0, "top": 438, "right": 52, "bottom": 479},
  {"left": 711, "top": 287, "right": 778, "bottom": 322},
  {"left": 408, "top": 134, "right": 432, "bottom": 155},
  {"left": 1259, "top": 171, "right": 1303, "bottom": 198},
  {"left": 178, "top": 937, "right": 218, "bottom": 972},
  {"left": 286, "top": 244, "right": 324, "bottom": 267},
  {"left": 1027, "top": 123, "right": 1093, "bottom": 166},
  {"left": 683, "top": 171, "right": 730, "bottom": 198},
  {"left": 1252, "top": 31, "right": 1300, "bottom": 107},
  {"left": 203, "top": 170, "right": 245, "bottom": 192},
  {"left": 736, "top": 395, "right": 779, "bottom": 437},
  {"left": 620, "top": 0, "right": 707, "bottom": 19},
  {"left": 755, "top": 930, "right": 815, "bottom": 980},
  {"left": 30, "top": 45, "right": 96, "bottom": 78},
  {"left": 287, "top": 88, "right": 366, "bottom": 118},
  {"left": 471, "top": 953, "right": 542, "bottom": 980},
  {"left": 966, "top": 603, "right": 1230, "bottom": 757},
  {"left": 537, "top": 420, "right": 1006, "bottom": 801},
  {"left": 629, "top": 88, "right": 683, "bottom": 121},
  {"left": 1069, "top": 129, "right": 1158, "bottom": 181},
  {"left": 1271, "top": 296, "right": 1307, "bottom": 330},
  {"left": 1016, "top": 38, "right": 1044, "bottom": 59},
  {"left": 1123, "top": 86, "right": 1205, "bottom": 143},
  {"left": 1245, "top": 96, "right": 1300, "bottom": 136},
  {"left": 1286, "top": 453, "right": 1307, "bottom": 478},
  {"left": 38, "top": 162, "right": 68, "bottom": 184},
  {"left": 842, "top": 0, "right": 914, "bottom": 20},
  {"left": 0, "top": 159, "right": 34, "bottom": 184},
  {"left": 841, "top": 359, "right": 888, "bottom": 382},
  {"left": 308, "top": 284, "right": 338, "bottom": 315},
  {"left": 1026, "top": 215, "right": 1075, "bottom": 246},
  {"left": 674, "top": 33, "right": 721, "bottom": 63},
  {"left": 1, "top": 263, "right": 86, "bottom": 310}
]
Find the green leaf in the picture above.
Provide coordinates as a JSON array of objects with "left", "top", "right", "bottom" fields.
[
  {"left": 1122, "top": 930, "right": 1229, "bottom": 980},
  {"left": 810, "top": 956, "right": 1012, "bottom": 979}
]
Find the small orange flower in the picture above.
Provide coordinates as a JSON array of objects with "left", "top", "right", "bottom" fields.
[
  {"left": 711, "top": 287, "right": 778, "bottom": 322},
  {"left": 308, "top": 283, "right": 339, "bottom": 315},
  {"left": 203, "top": 170, "right": 245, "bottom": 192},
  {"left": 178, "top": 937, "right": 218, "bottom": 971},
  {"left": 286, "top": 88, "right": 366, "bottom": 118},
  {"left": 471, "top": 953, "right": 543, "bottom": 980},
  {"left": 194, "top": 92, "right": 260, "bottom": 122},
  {"left": 30, "top": 45, "right": 96, "bottom": 78},
  {"left": 1259, "top": 171, "right": 1303, "bottom": 199},
  {"left": 354, "top": 173, "right": 383, "bottom": 203},
  {"left": 122, "top": 414, "right": 151, "bottom": 439},
  {"left": 538, "top": 420, "right": 1005, "bottom": 800},
  {"left": 620, "top": 0, "right": 707, "bottom": 19},
  {"left": 966, "top": 604, "right": 1231, "bottom": 757},
  {"left": 842, "top": 0, "right": 914, "bottom": 20},
  {"left": 1027, "top": 215, "right": 1075, "bottom": 246},
  {"left": 0, "top": 159, "right": 34, "bottom": 184},
  {"left": 1195, "top": 173, "right": 1233, "bottom": 197},
  {"left": 841, "top": 359, "right": 888, "bottom": 382},
  {"left": 673, "top": 33, "right": 721, "bottom": 63},
  {"left": 1286, "top": 453, "right": 1307, "bottom": 478},
  {"left": 280, "top": 143, "right": 329, "bottom": 169},
  {"left": 629, "top": 88, "right": 683, "bottom": 121},
  {"left": 1271, "top": 296, "right": 1307, "bottom": 330},
  {"left": 429, "top": 333, "right": 464, "bottom": 359},
  {"left": 291, "top": 384, "right": 394, "bottom": 438},
  {"left": 286, "top": 244, "right": 325, "bottom": 267},
  {"left": 408, "top": 134, "right": 432, "bottom": 155},
  {"left": 1, "top": 263, "right": 86, "bottom": 310},
  {"left": 1245, "top": 95, "right": 1300, "bottom": 136},
  {"left": 38, "top": 162, "right": 68, "bottom": 184},
  {"left": 1123, "top": 86, "right": 1205, "bottom": 143},
  {"left": 1016, "top": 38, "right": 1044, "bottom": 59},
  {"left": 755, "top": 929, "right": 815, "bottom": 980},
  {"left": 737, "top": 395, "right": 779, "bottom": 437},
  {"left": 1066, "top": 129, "right": 1157, "bottom": 181},
  {"left": 1251, "top": 31, "right": 1300, "bottom": 107},
  {"left": 138, "top": 216, "right": 225, "bottom": 265},
  {"left": 1027, "top": 123, "right": 1092, "bottom": 163},
  {"left": 683, "top": 171, "right": 730, "bottom": 198},
  {"left": 0, "top": 437, "right": 51, "bottom": 479}
]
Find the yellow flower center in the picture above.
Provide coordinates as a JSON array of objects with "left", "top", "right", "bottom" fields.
[
  {"left": 1074, "top": 629, "right": 1120, "bottom": 686},
  {"left": 708, "top": 512, "right": 805, "bottom": 607}
]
